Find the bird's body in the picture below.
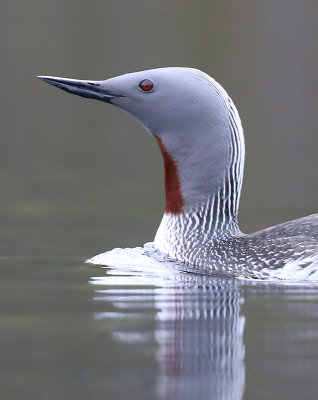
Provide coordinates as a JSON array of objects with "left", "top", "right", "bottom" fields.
[
  {"left": 39, "top": 67, "right": 318, "bottom": 279},
  {"left": 157, "top": 213, "right": 318, "bottom": 278}
]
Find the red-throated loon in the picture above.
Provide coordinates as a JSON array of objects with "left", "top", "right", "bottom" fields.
[{"left": 38, "top": 68, "right": 318, "bottom": 279}]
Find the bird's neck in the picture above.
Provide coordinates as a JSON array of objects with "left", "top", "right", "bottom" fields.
[
  {"left": 154, "top": 90, "right": 245, "bottom": 260},
  {"left": 154, "top": 191, "right": 242, "bottom": 261},
  {"left": 155, "top": 136, "right": 184, "bottom": 214}
]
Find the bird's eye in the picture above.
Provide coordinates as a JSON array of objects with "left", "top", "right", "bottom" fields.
[{"left": 139, "top": 79, "right": 154, "bottom": 92}]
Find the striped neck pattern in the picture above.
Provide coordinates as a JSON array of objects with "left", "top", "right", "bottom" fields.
[
  {"left": 154, "top": 76, "right": 245, "bottom": 262},
  {"left": 212, "top": 77, "right": 245, "bottom": 225},
  {"left": 154, "top": 195, "right": 242, "bottom": 262}
]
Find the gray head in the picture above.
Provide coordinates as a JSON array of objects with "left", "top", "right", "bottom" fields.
[{"left": 38, "top": 67, "right": 245, "bottom": 220}]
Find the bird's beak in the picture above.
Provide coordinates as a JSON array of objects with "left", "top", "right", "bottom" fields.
[{"left": 37, "top": 76, "right": 124, "bottom": 103}]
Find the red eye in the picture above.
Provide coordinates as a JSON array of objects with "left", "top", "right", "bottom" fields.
[{"left": 139, "top": 79, "right": 154, "bottom": 92}]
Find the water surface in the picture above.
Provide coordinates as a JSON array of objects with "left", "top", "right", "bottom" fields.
[{"left": 2, "top": 246, "right": 318, "bottom": 400}]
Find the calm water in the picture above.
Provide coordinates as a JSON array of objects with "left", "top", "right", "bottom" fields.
[{"left": 2, "top": 238, "right": 318, "bottom": 400}]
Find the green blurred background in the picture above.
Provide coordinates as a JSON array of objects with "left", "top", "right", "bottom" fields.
[{"left": 1, "top": 0, "right": 318, "bottom": 260}]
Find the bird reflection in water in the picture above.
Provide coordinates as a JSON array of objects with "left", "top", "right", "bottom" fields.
[{"left": 90, "top": 260, "right": 245, "bottom": 400}]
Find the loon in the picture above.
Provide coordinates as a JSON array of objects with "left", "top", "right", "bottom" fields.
[{"left": 38, "top": 67, "right": 318, "bottom": 279}]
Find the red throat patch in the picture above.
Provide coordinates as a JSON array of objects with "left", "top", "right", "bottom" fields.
[{"left": 155, "top": 136, "right": 184, "bottom": 214}]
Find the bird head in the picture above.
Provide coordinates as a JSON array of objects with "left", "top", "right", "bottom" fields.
[{"left": 39, "top": 67, "right": 244, "bottom": 214}]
